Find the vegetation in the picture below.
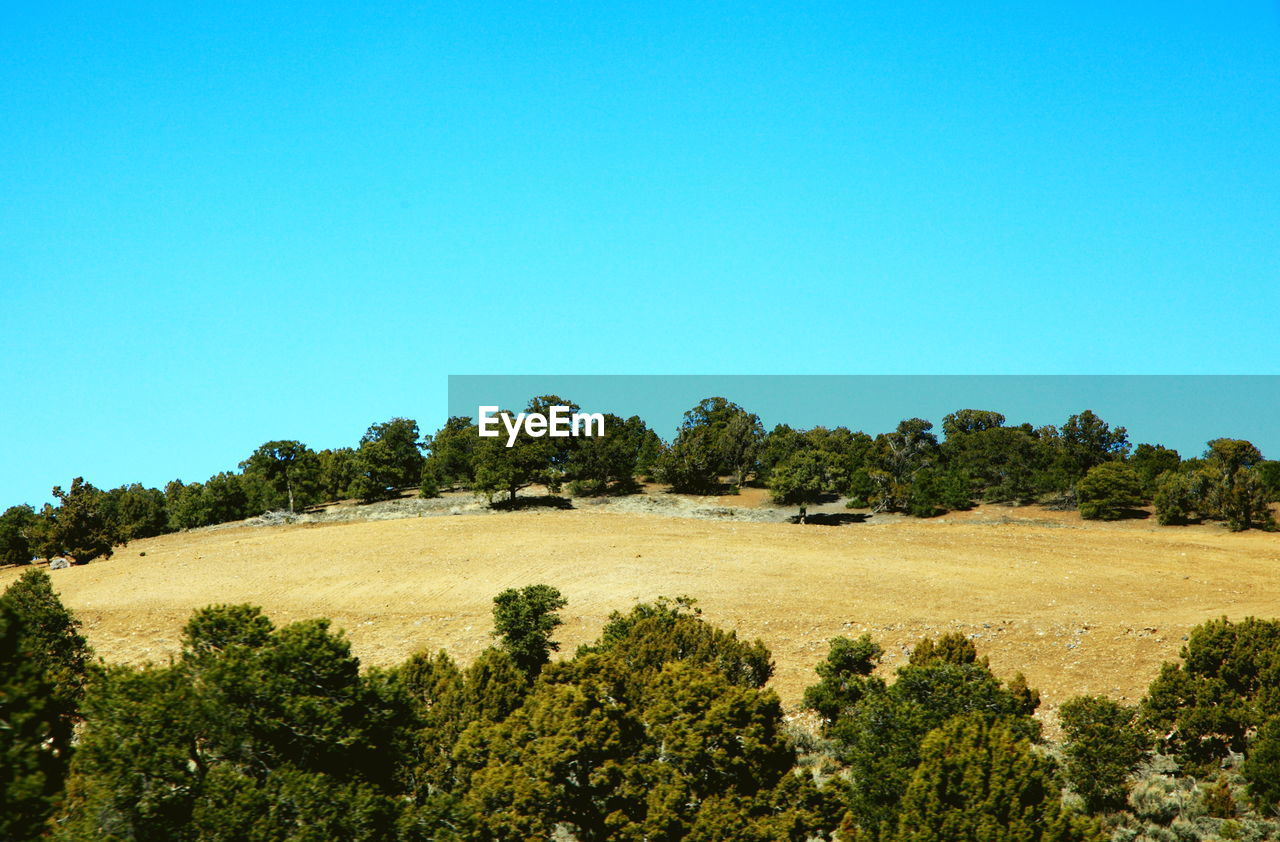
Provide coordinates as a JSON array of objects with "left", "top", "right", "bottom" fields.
[
  {"left": 5, "top": 565, "right": 1280, "bottom": 839},
  {"left": 1, "top": 398, "right": 1273, "bottom": 570}
]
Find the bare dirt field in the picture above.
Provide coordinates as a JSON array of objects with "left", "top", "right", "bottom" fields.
[{"left": 5, "top": 500, "right": 1279, "bottom": 729}]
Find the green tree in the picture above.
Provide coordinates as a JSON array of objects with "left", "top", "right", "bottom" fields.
[
  {"left": 491, "top": 584, "right": 568, "bottom": 678},
  {"left": 0, "top": 503, "right": 37, "bottom": 566},
  {"left": 352, "top": 417, "right": 425, "bottom": 502},
  {"left": 1140, "top": 616, "right": 1280, "bottom": 769},
  {"left": 823, "top": 634, "right": 1041, "bottom": 837},
  {"left": 458, "top": 605, "right": 800, "bottom": 842},
  {"left": 1076, "top": 461, "right": 1145, "bottom": 520},
  {"left": 1242, "top": 716, "right": 1280, "bottom": 811},
  {"left": 1199, "top": 439, "right": 1275, "bottom": 531},
  {"left": 48, "top": 477, "right": 115, "bottom": 563},
  {"left": 1060, "top": 410, "right": 1130, "bottom": 482},
  {"left": 317, "top": 447, "right": 360, "bottom": 502},
  {"left": 940, "top": 409, "right": 1006, "bottom": 439},
  {"left": 0, "top": 569, "right": 91, "bottom": 714},
  {"left": 101, "top": 483, "right": 170, "bottom": 542},
  {"left": 424, "top": 417, "right": 480, "bottom": 489},
  {"left": 1153, "top": 470, "right": 1197, "bottom": 525},
  {"left": 658, "top": 398, "right": 764, "bottom": 493},
  {"left": 240, "top": 440, "right": 319, "bottom": 513},
  {"left": 942, "top": 425, "right": 1040, "bottom": 505},
  {"left": 1129, "top": 443, "right": 1181, "bottom": 496},
  {"left": 0, "top": 582, "right": 84, "bottom": 841},
  {"left": 768, "top": 449, "right": 844, "bottom": 519},
  {"left": 803, "top": 634, "right": 883, "bottom": 727},
  {"left": 564, "top": 412, "right": 648, "bottom": 495},
  {"left": 470, "top": 402, "right": 560, "bottom": 503},
  {"left": 891, "top": 714, "right": 1102, "bottom": 842},
  {"left": 1057, "top": 695, "right": 1150, "bottom": 813}
]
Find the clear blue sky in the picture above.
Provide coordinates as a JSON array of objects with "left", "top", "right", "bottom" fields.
[{"left": 3, "top": 2, "right": 1279, "bottom": 506}]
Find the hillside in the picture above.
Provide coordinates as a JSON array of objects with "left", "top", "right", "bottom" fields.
[{"left": 5, "top": 498, "right": 1278, "bottom": 724}]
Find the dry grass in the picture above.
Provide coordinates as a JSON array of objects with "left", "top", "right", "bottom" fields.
[{"left": 6, "top": 503, "right": 1279, "bottom": 726}]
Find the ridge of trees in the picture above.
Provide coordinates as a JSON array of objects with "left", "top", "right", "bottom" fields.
[{"left": 3, "top": 399, "right": 1276, "bottom": 567}]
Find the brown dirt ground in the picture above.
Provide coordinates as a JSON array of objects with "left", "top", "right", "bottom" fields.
[{"left": 6, "top": 505, "right": 1279, "bottom": 730}]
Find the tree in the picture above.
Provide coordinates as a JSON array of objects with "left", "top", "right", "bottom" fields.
[
  {"left": 48, "top": 477, "right": 114, "bottom": 563},
  {"left": 1060, "top": 410, "right": 1130, "bottom": 482},
  {"left": 352, "top": 417, "right": 425, "bottom": 502},
  {"left": 240, "top": 440, "right": 319, "bottom": 513},
  {"left": 317, "top": 447, "right": 360, "bottom": 502},
  {"left": 470, "top": 409, "right": 556, "bottom": 503},
  {"left": 1058, "top": 695, "right": 1150, "bottom": 813},
  {"left": 768, "top": 449, "right": 844, "bottom": 518},
  {"left": 0, "top": 569, "right": 91, "bottom": 715},
  {"left": 803, "top": 635, "right": 883, "bottom": 727},
  {"left": 101, "top": 483, "right": 169, "bottom": 542},
  {"left": 424, "top": 417, "right": 480, "bottom": 489},
  {"left": 0, "top": 599, "right": 76, "bottom": 842},
  {"left": 940, "top": 409, "right": 1006, "bottom": 439},
  {"left": 1076, "top": 462, "right": 1145, "bottom": 520},
  {"left": 659, "top": 398, "right": 764, "bottom": 493},
  {"left": 891, "top": 714, "right": 1102, "bottom": 842},
  {"left": 1199, "top": 439, "right": 1274, "bottom": 531},
  {"left": 942, "top": 426, "right": 1040, "bottom": 504},
  {"left": 822, "top": 634, "right": 1041, "bottom": 836},
  {"left": 1242, "top": 716, "right": 1280, "bottom": 811},
  {"left": 1153, "top": 470, "right": 1197, "bottom": 525},
  {"left": 0, "top": 504, "right": 37, "bottom": 566},
  {"left": 491, "top": 584, "right": 568, "bottom": 678},
  {"left": 457, "top": 601, "right": 802, "bottom": 842},
  {"left": 1140, "top": 616, "right": 1280, "bottom": 769},
  {"left": 564, "top": 413, "right": 647, "bottom": 495},
  {"left": 1129, "top": 444, "right": 1181, "bottom": 496}
]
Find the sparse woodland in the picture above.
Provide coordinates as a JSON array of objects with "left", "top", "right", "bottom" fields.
[
  {"left": 2, "top": 396, "right": 1275, "bottom": 570},
  {"left": 7, "top": 569, "right": 1280, "bottom": 840}
]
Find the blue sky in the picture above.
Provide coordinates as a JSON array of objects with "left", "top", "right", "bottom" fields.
[{"left": 3, "top": 2, "right": 1279, "bottom": 505}]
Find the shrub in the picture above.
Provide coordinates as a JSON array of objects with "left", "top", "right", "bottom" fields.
[{"left": 1077, "top": 462, "right": 1145, "bottom": 520}]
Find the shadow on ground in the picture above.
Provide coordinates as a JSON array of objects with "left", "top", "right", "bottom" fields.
[
  {"left": 491, "top": 496, "right": 575, "bottom": 511},
  {"left": 789, "top": 512, "right": 871, "bottom": 526}
]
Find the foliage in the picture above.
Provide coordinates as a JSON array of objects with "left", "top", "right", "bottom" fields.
[
  {"left": 317, "top": 447, "right": 360, "bottom": 502},
  {"left": 1242, "top": 717, "right": 1280, "bottom": 811},
  {"left": 803, "top": 634, "right": 883, "bottom": 727},
  {"left": 768, "top": 449, "right": 844, "bottom": 510},
  {"left": 1140, "top": 616, "right": 1280, "bottom": 769},
  {"left": 491, "top": 584, "right": 567, "bottom": 678},
  {"left": 470, "top": 402, "right": 558, "bottom": 503},
  {"left": 1060, "top": 410, "right": 1130, "bottom": 483},
  {"left": 1058, "top": 695, "right": 1150, "bottom": 813},
  {"left": 0, "top": 588, "right": 81, "bottom": 841},
  {"left": 581, "top": 596, "right": 774, "bottom": 692},
  {"left": 1130, "top": 444, "right": 1182, "bottom": 496},
  {"left": 352, "top": 417, "right": 425, "bottom": 502},
  {"left": 821, "top": 633, "right": 1043, "bottom": 837},
  {"left": 891, "top": 714, "right": 1103, "bottom": 842},
  {"left": 240, "top": 440, "right": 320, "bottom": 513},
  {"left": 424, "top": 417, "right": 480, "bottom": 489},
  {"left": 0, "top": 503, "right": 37, "bottom": 565},
  {"left": 57, "top": 603, "right": 428, "bottom": 840},
  {"left": 563, "top": 413, "right": 655, "bottom": 495},
  {"left": 47, "top": 477, "right": 115, "bottom": 563},
  {"left": 1154, "top": 470, "right": 1198, "bottom": 525},
  {"left": 658, "top": 397, "right": 764, "bottom": 493},
  {"left": 101, "top": 483, "right": 169, "bottom": 543},
  {"left": 1076, "top": 461, "right": 1145, "bottom": 520}
]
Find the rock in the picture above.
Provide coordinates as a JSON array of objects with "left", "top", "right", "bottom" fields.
[{"left": 49, "top": 557, "right": 71, "bottom": 570}]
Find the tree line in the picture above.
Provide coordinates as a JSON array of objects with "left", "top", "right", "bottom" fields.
[
  {"left": 2, "top": 396, "right": 1276, "bottom": 567},
  {"left": 7, "top": 570, "right": 1280, "bottom": 840}
]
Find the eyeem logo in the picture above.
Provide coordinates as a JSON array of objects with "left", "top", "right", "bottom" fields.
[{"left": 477, "top": 405, "right": 606, "bottom": 447}]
